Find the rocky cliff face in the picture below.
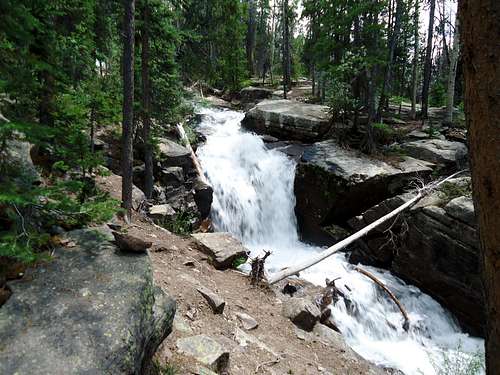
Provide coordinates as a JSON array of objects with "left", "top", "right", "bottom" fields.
[
  {"left": 294, "top": 140, "right": 434, "bottom": 244},
  {"left": 0, "top": 228, "right": 176, "bottom": 374},
  {"left": 348, "top": 178, "right": 484, "bottom": 335}
]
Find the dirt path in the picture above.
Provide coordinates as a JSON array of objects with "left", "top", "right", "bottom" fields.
[{"left": 121, "top": 218, "right": 386, "bottom": 375}]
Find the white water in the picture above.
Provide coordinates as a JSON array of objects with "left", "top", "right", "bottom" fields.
[{"left": 195, "top": 106, "right": 485, "bottom": 375}]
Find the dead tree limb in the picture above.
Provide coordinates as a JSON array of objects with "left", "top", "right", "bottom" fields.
[
  {"left": 250, "top": 250, "right": 272, "bottom": 285},
  {"left": 355, "top": 267, "right": 410, "bottom": 331},
  {"left": 176, "top": 122, "right": 208, "bottom": 185},
  {"left": 267, "top": 170, "right": 467, "bottom": 285}
]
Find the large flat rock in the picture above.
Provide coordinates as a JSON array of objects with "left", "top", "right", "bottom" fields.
[
  {"left": 294, "top": 140, "right": 434, "bottom": 244},
  {"left": 0, "top": 228, "right": 176, "bottom": 374},
  {"left": 401, "top": 139, "right": 468, "bottom": 166},
  {"left": 241, "top": 99, "right": 331, "bottom": 142},
  {"left": 192, "top": 233, "right": 248, "bottom": 270}
]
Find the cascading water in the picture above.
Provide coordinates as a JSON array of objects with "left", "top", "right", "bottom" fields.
[{"left": 195, "top": 106, "right": 485, "bottom": 375}]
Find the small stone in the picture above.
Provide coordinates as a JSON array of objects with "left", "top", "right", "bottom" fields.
[
  {"left": 176, "top": 335, "right": 229, "bottom": 372},
  {"left": 183, "top": 261, "right": 196, "bottom": 267},
  {"left": 282, "top": 297, "right": 321, "bottom": 331},
  {"left": 235, "top": 312, "right": 258, "bottom": 330},
  {"left": 197, "top": 287, "right": 225, "bottom": 314},
  {"left": 112, "top": 231, "right": 152, "bottom": 253},
  {"left": 173, "top": 314, "right": 193, "bottom": 334}
]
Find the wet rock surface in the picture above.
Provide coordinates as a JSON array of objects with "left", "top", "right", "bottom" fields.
[
  {"left": 0, "top": 228, "right": 176, "bottom": 374},
  {"left": 242, "top": 99, "right": 331, "bottom": 142}
]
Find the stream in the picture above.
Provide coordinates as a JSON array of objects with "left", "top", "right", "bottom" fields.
[{"left": 195, "top": 106, "right": 485, "bottom": 375}]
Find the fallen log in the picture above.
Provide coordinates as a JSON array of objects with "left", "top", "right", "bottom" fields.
[
  {"left": 355, "top": 267, "right": 410, "bottom": 331},
  {"left": 267, "top": 170, "right": 467, "bottom": 285},
  {"left": 176, "top": 122, "right": 208, "bottom": 185}
]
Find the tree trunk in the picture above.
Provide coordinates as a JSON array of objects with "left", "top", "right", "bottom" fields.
[
  {"left": 459, "top": 0, "right": 500, "bottom": 373},
  {"left": 282, "top": 0, "right": 291, "bottom": 99},
  {"left": 410, "top": 0, "right": 419, "bottom": 119},
  {"left": 421, "top": 0, "right": 436, "bottom": 119},
  {"left": 378, "top": 0, "right": 404, "bottom": 118},
  {"left": 269, "top": 0, "right": 277, "bottom": 85},
  {"left": 121, "top": 0, "right": 135, "bottom": 221},
  {"left": 246, "top": 0, "right": 257, "bottom": 76},
  {"left": 141, "top": 0, "right": 153, "bottom": 200},
  {"left": 445, "top": 14, "right": 460, "bottom": 124}
]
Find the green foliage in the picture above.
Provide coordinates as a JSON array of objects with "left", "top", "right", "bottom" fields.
[
  {"left": 152, "top": 361, "right": 178, "bottom": 375},
  {"left": 438, "top": 181, "right": 472, "bottom": 203},
  {"left": 430, "top": 80, "right": 447, "bottom": 107},
  {"left": 326, "top": 77, "right": 357, "bottom": 123},
  {"left": 160, "top": 211, "right": 197, "bottom": 236},
  {"left": 232, "top": 255, "right": 248, "bottom": 269},
  {"left": 178, "top": 0, "right": 248, "bottom": 92}
]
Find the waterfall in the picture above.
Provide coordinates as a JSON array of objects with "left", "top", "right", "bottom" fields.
[{"left": 195, "top": 106, "right": 484, "bottom": 375}]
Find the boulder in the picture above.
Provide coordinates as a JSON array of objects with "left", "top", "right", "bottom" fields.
[
  {"left": 242, "top": 99, "right": 331, "bottom": 142},
  {"left": 235, "top": 312, "right": 258, "bottom": 330},
  {"left": 294, "top": 140, "right": 434, "bottom": 244},
  {"left": 157, "top": 138, "right": 192, "bottom": 172},
  {"left": 240, "top": 87, "right": 273, "bottom": 103},
  {"left": 176, "top": 335, "right": 229, "bottom": 373},
  {"left": 282, "top": 297, "right": 321, "bottom": 331},
  {"left": 193, "top": 178, "right": 213, "bottom": 219},
  {"left": 112, "top": 231, "right": 153, "bottom": 253},
  {"left": 192, "top": 233, "right": 248, "bottom": 270},
  {"left": 204, "top": 95, "right": 233, "bottom": 109},
  {"left": 159, "top": 166, "right": 184, "bottom": 187},
  {"left": 401, "top": 139, "right": 468, "bottom": 167},
  {"left": 4, "top": 138, "right": 41, "bottom": 186},
  {"left": 348, "top": 184, "right": 483, "bottom": 335},
  {"left": 149, "top": 204, "right": 176, "bottom": 221},
  {"left": 444, "top": 196, "right": 475, "bottom": 226},
  {"left": 0, "top": 228, "right": 176, "bottom": 374},
  {"left": 196, "top": 286, "right": 226, "bottom": 314}
]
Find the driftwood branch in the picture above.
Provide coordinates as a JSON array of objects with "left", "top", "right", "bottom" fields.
[
  {"left": 355, "top": 267, "right": 410, "bottom": 331},
  {"left": 176, "top": 122, "right": 208, "bottom": 185},
  {"left": 267, "top": 170, "right": 467, "bottom": 285}
]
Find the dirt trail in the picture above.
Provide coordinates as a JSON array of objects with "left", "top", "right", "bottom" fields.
[{"left": 122, "top": 218, "right": 386, "bottom": 375}]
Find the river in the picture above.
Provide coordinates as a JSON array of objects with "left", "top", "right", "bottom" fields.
[{"left": 195, "top": 106, "right": 484, "bottom": 375}]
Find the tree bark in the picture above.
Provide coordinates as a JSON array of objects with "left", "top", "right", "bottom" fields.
[
  {"left": 282, "top": 0, "right": 291, "bottom": 99},
  {"left": 421, "top": 0, "right": 436, "bottom": 119},
  {"left": 410, "top": 0, "right": 419, "bottom": 119},
  {"left": 121, "top": 0, "right": 135, "bottom": 221},
  {"left": 141, "top": 0, "right": 153, "bottom": 199},
  {"left": 459, "top": 0, "right": 500, "bottom": 372},
  {"left": 378, "top": 0, "right": 404, "bottom": 118},
  {"left": 445, "top": 14, "right": 460, "bottom": 124},
  {"left": 246, "top": 0, "right": 257, "bottom": 76}
]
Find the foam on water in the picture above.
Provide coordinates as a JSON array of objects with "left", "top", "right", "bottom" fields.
[{"left": 195, "top": 106, "right": 484, "bottom": 375}]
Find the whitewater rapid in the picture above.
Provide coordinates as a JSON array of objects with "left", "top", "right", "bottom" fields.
[{"left": 195, "top": 106, "right": 484, "bottom": 375}]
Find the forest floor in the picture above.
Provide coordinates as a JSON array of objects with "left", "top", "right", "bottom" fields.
[{"left": 97, "top": 176, "right": 385, "bottom": 375}]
